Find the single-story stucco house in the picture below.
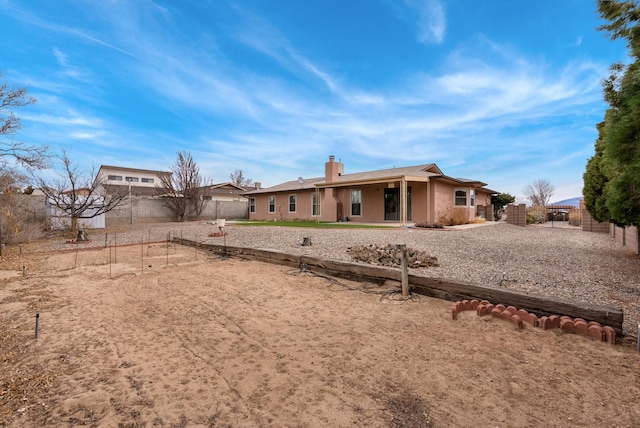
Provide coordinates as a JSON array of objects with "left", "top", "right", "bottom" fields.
[{"left": 244, "top": 156, "right": 498, "bottom": 224}]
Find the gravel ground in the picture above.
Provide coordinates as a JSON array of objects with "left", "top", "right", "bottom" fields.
[{"left": 33, "top": 221, "right": 640, "bottom": 336}]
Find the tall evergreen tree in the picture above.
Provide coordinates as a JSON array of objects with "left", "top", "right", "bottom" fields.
[
  {"left": 583, "top": 0, "right": 640, "bottom": 226},
  {"left": 583, "top": 122, "right": 614, "bottom": 223}
]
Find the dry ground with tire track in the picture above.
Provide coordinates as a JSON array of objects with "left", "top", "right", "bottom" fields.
[{"left": 1, "top": 228, "right": 640, "bottom": 427}]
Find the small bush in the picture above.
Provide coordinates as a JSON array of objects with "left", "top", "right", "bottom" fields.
[
  {"left": 526, "top": 212, "right": 545, "bottom": 224},
  {"left": 415, "top": 222, "right": 444, "bottom": 229},
  {"left": 569, "top": 210, "right": 581, "bottom": 227},
  {"left": 471, "top": 216, "right": 486, "bottom": 224},
  {"left": 526, "top": 206, "right": 546, "bottom": 224},
  {"left": 437, "top": 208, "right": 470, "bottom": 226}
]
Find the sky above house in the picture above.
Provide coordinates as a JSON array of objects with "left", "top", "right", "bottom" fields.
[{"left": 0, "top": 0, "right": 628, "bottom": 202}]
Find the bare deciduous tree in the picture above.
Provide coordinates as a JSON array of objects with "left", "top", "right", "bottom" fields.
[
  {"left": 0, "top": 167, "right": 28, "bottom": 193},
  {"left": 1, "top": 71, "right": 48, "bottom": 169},
  {"left": 229, "top": 169, "right": 253, "bottom": 188},
  {"left": 523, "top": 178, "right": 555, "bottom": 207},
  {"left": 158, "top": 151, "right": 205, "bottom": 221},
  {"left": 0, "top": 72, "right": 48, "bottom": 253},
  {"left": 34, "top": 151, "right": 128, "bottom": 230},
  {"left": 0, "top": 169, "right": 39, "bottom": 249}
]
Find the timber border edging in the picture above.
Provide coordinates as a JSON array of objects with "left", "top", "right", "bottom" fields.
[{"left": 176, "top": 238, "right": 624, "bottom": 335}]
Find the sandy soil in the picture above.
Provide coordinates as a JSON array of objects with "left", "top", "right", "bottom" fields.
[{"left": 1, "top": 241, "right": 640, "bottom": 427}]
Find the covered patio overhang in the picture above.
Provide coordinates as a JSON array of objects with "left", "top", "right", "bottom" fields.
[{"left": 315, "top": 175, "right": 432, "bottom": 225}]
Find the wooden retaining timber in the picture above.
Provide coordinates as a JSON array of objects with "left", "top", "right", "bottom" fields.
[{"left": 177, "top": 239, "right": 624, "bottom": 335}]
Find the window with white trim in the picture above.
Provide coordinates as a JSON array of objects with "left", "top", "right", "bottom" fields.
[
  {"left": 470, "top": 189, "right": 475, "bottom": 207},
  {"left": 249, "top": 197, "right": 256, "bottom": 213},
  {"left": 289, "top": 194, "right": 297, "bottom": 212},
  {"left": 268, "top": 196, "right": 275, "bottom": 213},
  {"left": 454, "top": 189, "right": 467, "bottom": 206},
  {"left": 141, "top": 178, "right": 154, "bottom": 183},
  {"left": 125, "top": 176, "right": 139, "bottom": 182},
  {"left": 108, "top": 175, "right": 122, "bottom": 181},
  {"left": 351, "top": 190, "right": 362, "bottom": 216}
]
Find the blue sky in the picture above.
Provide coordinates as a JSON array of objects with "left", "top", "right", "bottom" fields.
[{"left": 0, "top": 0, "right": 627, "bottom": 201}]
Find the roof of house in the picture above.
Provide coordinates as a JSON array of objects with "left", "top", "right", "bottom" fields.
[
  {"left": 98, "top": 165, "right": 171, "bottom": 176},
  {"left": 198, "top": 182, "right": 248, "bottom": 195},
  {"left": 244, "top": 163, "right": 495, "bottom": 194}
]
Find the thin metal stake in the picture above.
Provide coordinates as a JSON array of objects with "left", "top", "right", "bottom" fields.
[
  {"left": 22, "top": 265, "right": 26, "bottom": 278},
  {"left": 35, "top": 313, "right": 39, "bottom": 339}
]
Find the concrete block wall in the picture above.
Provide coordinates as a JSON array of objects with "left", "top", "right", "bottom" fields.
[
  {"left": 581, "top": 209, "right": 609, "bottom": 233},
  {"left": 202, "top": 200, "right": 248, "bottom": 221},
  {"left": 8, "top": 194, "right": 47, "bottom": 221},
  {"left": 106, "top": 197, "right": 248, "bottom": 226},
  {"left": 611, "top": 224, "right": 640, "bottom": 255},
  {"left": 506, "top": 204, "right": 526, "bottom": 227},
  {"left": 626, "top": 226, "right": 639, "bottom": 254},
  {"left": 476, "top": 204, "right": 494, "bottom": 220}
]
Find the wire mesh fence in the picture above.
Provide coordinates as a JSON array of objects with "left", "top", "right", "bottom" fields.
[{"left": 47, "top": 227, "right": 216, "bottom": 277}]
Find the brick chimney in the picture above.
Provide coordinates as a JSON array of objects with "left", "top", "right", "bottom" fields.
[{"left": 325, "top": 155, "right": 343, "bottom": 183}]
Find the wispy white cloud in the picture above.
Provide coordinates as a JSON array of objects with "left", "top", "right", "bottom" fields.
[
  {"left": 409, "top": 0, "right": 446, "bottom": 44},
  {"left": 567, "top": 36, "right": 584, "bottom": 47},
  {"left": 386, "top": 0, "right": 446, "bottom": 44},
  {"left": 26, "top": 113, "right": 103, "bottom": 128}
]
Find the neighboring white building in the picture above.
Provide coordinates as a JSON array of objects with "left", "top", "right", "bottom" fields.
[{"left": 97, "top": 165, "right": 171, "bottom": 196}]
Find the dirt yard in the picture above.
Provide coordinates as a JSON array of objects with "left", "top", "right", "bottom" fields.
[{"left": 1, "top": 240, "right": 640, "bottom": 427}]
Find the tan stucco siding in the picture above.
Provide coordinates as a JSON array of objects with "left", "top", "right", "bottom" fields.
[
  {"left": 476, "top": 189, "right": 492, "bottom": 207},
  {"left": 320, "top": 188, "right": 338, "bottom": 222},
  {"left": 411, "top": 183, "right": 428, "bottom": 223},
  {"left": 328, "top": 185, "right": 387, "bottom": 222},
  {"left": 432, "top": 181, "right": 455, "bottom": 221},
  {"left": 431, "top": 181, "right": 490, "bottom": 222},
  {"left": 249, "top": 191, "right": 317, "bottom": 220}
]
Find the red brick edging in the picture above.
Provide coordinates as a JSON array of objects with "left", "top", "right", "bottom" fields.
[{"left": 450, "top": 299, "right": 616, "bottom": 344}]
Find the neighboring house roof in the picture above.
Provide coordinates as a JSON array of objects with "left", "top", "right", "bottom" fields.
[
  {"left": 244, "top": 163, "right": 496, "bottom": 195},
  {"left": 98, "top": 165, "right": 171, "bottom": 176},
  {"left": 245, "top": 177, "right": 325, "bottom": 194},
  {"left": 199, "top": 182, "right": 248, "bottom": 195}
]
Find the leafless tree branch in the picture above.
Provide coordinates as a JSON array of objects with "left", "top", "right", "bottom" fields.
[
  {"left": 157, "top": 151, "right": 205, "bottom": 221},
  {"left": 1, "top": 71, "right": 48, "bottom": 169},
  {"left": 523, "top": 178, "right": 555, "bottom": 207},
  {"left": 34, "top": 150, "right": 128, "bottom": 230}
]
